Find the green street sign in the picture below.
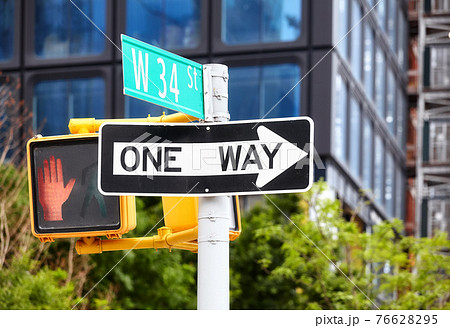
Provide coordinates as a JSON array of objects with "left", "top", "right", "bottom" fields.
[{"left": 121, "top": 34, "right": 204, "bottom": 120}]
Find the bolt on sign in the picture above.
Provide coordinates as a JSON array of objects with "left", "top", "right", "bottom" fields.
[{"left": 27, "top": 134, "right": 135, "bottom": 242}]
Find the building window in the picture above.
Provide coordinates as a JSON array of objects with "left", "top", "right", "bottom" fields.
[
  {"left": 374, "top": 134, "right": 384, "bottom": 205},
  {"left": 376, "top": 0, "right": 386, "bottom": 31},
  {"left": 351, "top": 0, "right": 362, "bottom": 81},
  {"left": 430, "top": 47, "right": 450, "bottom": 88},
  {"left": 33, "top": 77, "right": 105, "bottom": 135},
  {"left": 34, "top": 0, "right": 106, "bottom": 59},
  {"left": 126, "top": 0, "right": 201, "bottom": 50},
  {"left": 375, "top": 47, "right": 385, "bottom": 119},
  {"left": 429, "top": 121, "right": 450, "bottom": 163},
  {"left": 363, "top": 23, "right": 374, "bottom": 100},
  {"left": 349, "top": 96, "right": 361, "bottom": 179},
  {"left": 336, "top": 0, "right": 348, "bottom": 59},
  {"left": 333, "top": 73, "right": 347, "bottom": 163},
  {"left": 385, "top": 67, "right": 395, "bottom": 135},
  {"left": 396, "top": 86, "right": 405, "bottom": 147},
  {"left": 428, "top": 200, "right": 450, "bottom": 238},
  {"left": 397, "top": 10, "right": 407, "bottom": 71},
  {"left": 0, "top": 0, "right": 14, "bottom": 62},
  {"left": 395, "top": 165, "right": 404, "bottom": 220},
  {"left": 386, "top": 0, "right": 397, "bottom": 52},
  {"left": 222, "top": 0, "right": 302, "bottom": 45},
  {"left": 362, "top": 115, "right": 373, "bottom": 191},
  {"left": 125, "top": 97, "right": 165, "bottom": 118},
  {"left": 228, "top": 63, "right": 300, "bottom": 120},
  {"left": 385, "top": 152, "right": 394, "bottom": 218}
]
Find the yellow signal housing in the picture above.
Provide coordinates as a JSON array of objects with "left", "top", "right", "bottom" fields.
[
  {"left": 27, "top": 134, "right": 136, "bottom": 242},
  {"left": 162, "top": 196, "right": 241, "bottom": 241},
  {"left": 162, "top": 197, "right": 198, "bottom": 232}
]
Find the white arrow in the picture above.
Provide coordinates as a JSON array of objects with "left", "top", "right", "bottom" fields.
[{"left": 112, "top": 126, "right": 307, "bottom": 188}]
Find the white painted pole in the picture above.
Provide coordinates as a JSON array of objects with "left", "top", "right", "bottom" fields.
[
  {"left": 197, "top": 196, "right": 234, "bottom": 309},
  {"left": 197, "top": 64, "right": 231, "bottom": 310}
]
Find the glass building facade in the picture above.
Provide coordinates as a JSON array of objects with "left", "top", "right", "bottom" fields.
[
  {"left": 0, "top": 0, "right": 14, "bottom": 62},
  {"left": 34, "top": 0, "right": 106, "bottom": 58},
  {"left": 327, "top": 0, "right": 408, "bottom": 224},
  {"left": 0, "top": 0, "right": 409, "bottom": 226}
]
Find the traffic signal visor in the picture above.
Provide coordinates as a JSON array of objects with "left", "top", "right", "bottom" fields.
[{"left": 27, "top": 134, "right": 136, "bottom": 242}]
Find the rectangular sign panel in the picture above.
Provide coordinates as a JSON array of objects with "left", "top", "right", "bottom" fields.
[
  {"left": 121, "top": 34, "right": 204, "bottom": 119},
  {"left": 99, "top": 117, "right": 314, "bottom": 196},
  {"left": 27, "top": 134, "right": 136, "bottom": 240}
]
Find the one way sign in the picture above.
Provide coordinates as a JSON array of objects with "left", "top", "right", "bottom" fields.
[{"left": 98, "top": 117, "right": 314, "bottom": 196}]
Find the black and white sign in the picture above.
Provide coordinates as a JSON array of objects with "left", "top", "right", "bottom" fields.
[{"left": 98, "top": 117, "right": 314, "bottom": 196}]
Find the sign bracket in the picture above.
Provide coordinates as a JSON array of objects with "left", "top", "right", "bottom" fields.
[
  {"left": 68, "top": 112, "right": 197, "bottom": 134},
  {"left": 75, "top": 226, "right": 199, "bottom": 254},
  {"left": 202, "top": 65, "right": 230, "bottom": 123}
]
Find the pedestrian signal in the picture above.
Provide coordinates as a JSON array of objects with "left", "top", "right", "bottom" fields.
[
  {"left": 27, "top": 134, "right": 136, "bottom": 242},
  {"left": 162, "top": 196, "right": 241, "bottom": 241}
]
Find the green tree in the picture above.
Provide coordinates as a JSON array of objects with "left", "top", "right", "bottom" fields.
[
  {"left": 0, "top": 163, "right": 76, "bottom": 309},
  {"left": 79, "top": 196, "right": 197, "bottom": 309},
  {"left": 230, "top": 181, "right": 450, "bottom": 310},
  {"left": 0, "top": 252, "right": 74, "bottom": 309},
  {"left": 81, "top": 181, "right": 450, "bottom": 310},
  {"left": 0, "top": 77, "right": 75, "bottom": 309}
]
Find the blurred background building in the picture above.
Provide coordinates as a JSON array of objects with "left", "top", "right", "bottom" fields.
[
  {"left": 0, "top": 0, "right": 448, "bottom": 237},
  {"left": 407, "top": 0, "right": 450, "bottom": 238}
]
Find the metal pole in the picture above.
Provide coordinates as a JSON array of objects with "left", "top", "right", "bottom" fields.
[{"left": 197, "top": 64, "right": 231, "bottom": 310}]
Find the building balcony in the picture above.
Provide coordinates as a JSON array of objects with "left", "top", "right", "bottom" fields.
[{"left": 428, "top": 0, "right": 450, "bottom": 16}]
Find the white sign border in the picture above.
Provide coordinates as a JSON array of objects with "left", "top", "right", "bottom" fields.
[{"left": 98, "top": 116, "right": 315, "bottom": 197}]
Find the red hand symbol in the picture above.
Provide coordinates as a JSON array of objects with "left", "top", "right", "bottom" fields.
[{"left": 38, "top": 156, "right": 76, "bottom": 221}]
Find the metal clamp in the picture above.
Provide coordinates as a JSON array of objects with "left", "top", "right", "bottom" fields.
[{"left": 213, "top": 88, "right": 228, "bottom": 100}]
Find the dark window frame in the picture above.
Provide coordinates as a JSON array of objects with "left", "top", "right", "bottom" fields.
[
  {"left": 350, "top": 0, "right": 363, "bottom": 82},
  {"left": 116, "top": 0, "right": 209, "bottom": 60},
  {"left": 384, "top": 149, "right": 395, "bottom": 218},
  {"left": 396, "top": 82, "right": 406, "bottom": 148},
  {"left": 337, "top": 59, "right": 368, "bottom": 186},
  {"left": 334, "top": 0, "right": 350, "bottom": 60},
  {"left": 363, "top": 20, "right": 375, "bottom": 101},
  {"left": 374, "top": 43, "right": 386, "bottom": 119},
  {"left": 348, "top": 91, "right": 363, "bottom": 182},
  {"left": 386, "top": 0, "right": 398, "bottom": 54},
  {"left": 213, "top": 52, "right": 307, "bottom": 120},
  {"left": 333, "top": 65, "right": 350, "bottom": 166},
  {"left": 395, "top": 164, "right": 405, "bottom": 220},
  {"left": 385, "top": 65, "right": 397, "bottom": 136},
  {"left": 0, "top": 0, "right": 21, "bottom": 70},
  {"left": 24, "top": 0, "right": 113, "bottom": 68},
  {"left": 211, "top": 0, "right": 309, "bottom": 55},
  {"left": 373, "top": 132, "right": 385, "bottom": 207},
  {"left": 362, "top": 110, "right": 374, "bottom": 192},
  {"left": 24, "top": 66, "right": 113, "bottom": 135},
  {"left": 396, "top": 4, "right": 408, "bottom": 71}
]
